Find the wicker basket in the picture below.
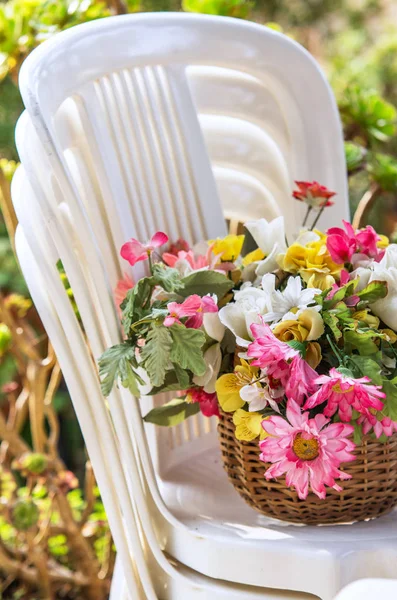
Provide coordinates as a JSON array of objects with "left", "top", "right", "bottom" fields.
[{"left": 218, "top": 409, "right": 397, "bottom": 525}]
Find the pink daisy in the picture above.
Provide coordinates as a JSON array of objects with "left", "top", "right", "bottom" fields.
[
  {"left": 260, "top": 400, "right": 355, "bottom": 499},
  {"left": 304, "top": 368, "right": 385, "bottom": 422},
  {"left": 285, "top": 355, "right": 318, "bottom": 405},
  {"left": 247, "top": 322, "right": 298, "bottom": 386},
  {"left": 357, "top": 413, "right": 397, "bottom": 438}
]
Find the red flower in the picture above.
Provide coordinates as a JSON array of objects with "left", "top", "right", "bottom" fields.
[
  {"left": 187, "top": 388, "right": 219, "bottom": 418},
  {"left": 293, "top": 181, "right": 336, "bottom": 209}
]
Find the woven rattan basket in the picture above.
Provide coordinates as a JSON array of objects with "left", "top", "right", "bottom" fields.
[{"left": 218, "top": 409, "right": 397, "bottom": 525}]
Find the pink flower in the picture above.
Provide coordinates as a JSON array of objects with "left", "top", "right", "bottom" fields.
[
  {"left": 285, "top": 356, "right": 318, "bottom": 405},
  {"left": 326, "top": 221, "right": 383, "bottom": 265},
  {"left": 260, "top": 400, "right": 355, "bottom": 499},
  {"left": 164, "top": 295, "right": 218, "bottom": 328},
  {"left": 304, "top": 368, "right": 385, "bottom": 422},
  {"left": 120, "top": 232, "right": 169, "bottom": 267},
  {"left": 293, "top": 181, "right": 335, "bottom": 209},
  {"left": 164, "top": 295, "right": 202, "bottom": 327},
  {"left": 163, "top": 250, "right": 210, "bottom": 271},
  {"left": 247, "top": 322, "right": 298, "bottom": 386},
  {"left": 114, "top": 273, "right": 134, "bottom": 309},
  {"left": 187, "top": 388, "right": 219, "bottom": 418},
  {"left": 168, "top": 238, "right": 191, "bottom": 255},
  {"left": 357, "top": 414, "right": 397, "bottom": 438},
  {"left": 185, "top": 295, "right": 218, "bottom": 329}
]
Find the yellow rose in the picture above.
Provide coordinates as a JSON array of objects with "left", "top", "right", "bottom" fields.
[
  {"left": 233, "top": 409, "right": 268, "bottom": 441},
  {"left": 306, "top": 341, "right": 322, "bottom": 369},
  {"left": 278, "top": 232, "right": 342, "bottom": 291},
  {"left": 242, "top": 248, "right": 265, "bottom": 266},
  {"left": 216, "top": 360, "right": 259, "bottom": 413},
  {"left": 273, "top": 308, "right": 324, "bottom": 343},
  {"left": 209, "top": 235, "right": 245, "bottom": 262}
]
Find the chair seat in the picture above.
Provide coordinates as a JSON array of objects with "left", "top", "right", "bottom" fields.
[{"left": 159, "top": 435, "right": 397, "bottom": 600}]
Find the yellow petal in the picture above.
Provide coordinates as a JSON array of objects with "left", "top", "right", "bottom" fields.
[
  {"left": 242, "top": 248, "right": 265, "bottom": 266},
  {"left": 209, "top": 235, "right": 245, "bottom": 261},
  {"left": 233, "top": 409, "right": 265, "bottom": 441},
  {"left": 216, "top": 374, "right": 244, "bottom": 412}
]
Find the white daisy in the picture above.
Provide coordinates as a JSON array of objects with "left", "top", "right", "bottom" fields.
[{"left": 262, "top": 276, "right": 321, "bottom": 323}]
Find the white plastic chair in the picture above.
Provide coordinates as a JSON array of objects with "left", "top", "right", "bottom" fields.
[
  {"left": 333, "top": 579, "right": 397, "bottom": 600},
  {"left": 14, "top": 13, "right": 378, "bottom": 600},
  {"left": 13, "top": 172, "right": 318, "bottom": 600}
]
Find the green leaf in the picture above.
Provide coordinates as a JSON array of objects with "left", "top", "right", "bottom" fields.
[
  {"left": 348, "top": 355, "right": 383, "bottom": 385},
  {"left": 169, "top": 324, "right": 206, "bottom": 375},
  {"left": 336, "top": 366, "right": 355, "bottom": 378},
  {"left": 143, "top": 398, "right": 200, "bottom": 426},
  {"left": 323, "top": 311, "right": 342, "bottom": 340},
  {"left": 179, "top": 270, "right": 233, "bottom": 300},
  {"left": 98, "top": 343, "right": 137, "bottom": 396},
  {"left": 140, "top": 325, "right": 172, "bottom": 388},
  {"left": 152, "top": 263, "right": 184, "bottom": 293},
  {"left": 368, "top": 153, "right": 397, "bottom": 193},
  {"left": 353, "top": 422, "right": 363, "bottom": 445},
  {"left": 121, "top": 277, "right": 155, "bottom": 332},
  {"left": 381, "top": 380, "right": 397, "bottom": 421},
  {"left": 357, "top": 280, "right": 388, "bottom": 304},
  {"left": 174, "top": 363, "right": 191, "bottom": 389},
  {"left": 344, "top": 141, "right": 367, "bottom": 172},
  {"left": 344, "top": 329, "right": 379, "bottom": 355},
  {"left": 286, "top": 340, "right": 306, "bottom": 357}
]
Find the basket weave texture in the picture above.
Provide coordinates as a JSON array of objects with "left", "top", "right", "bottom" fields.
[{"left": 218, "top": 409, "right": 397, "bottom": 525}]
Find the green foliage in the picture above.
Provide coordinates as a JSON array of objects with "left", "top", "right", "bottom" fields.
[
  {"left": 143, "top": 397, "right": 200, "bottom": 426},
  {"left": 368, "top": 153, "right": 397, "bottom": 193},
  {"left": 151, "top": 263, "right": 184, "bottom": 293},
  {"left": 180, "top": 269, "right": 234, "bottom": 299},
  {"left": 340, "top": 86, "right": 396, "bottom": 143},
  {"left": 343, "top": 328, "right": 379, "bottom": 356},
  {"left": 169, "top": 324, "right": 207, "bottom": 375},
  {"left": 348, "top": 355, "right": 383, "bottom": 385},
  {"left": 140, "top": 324, "right": 172, "bottom": 387},
  {"left": 344, "top": 141, "right": 367, "bottom": 173},
  {"left": 98, "top": 342, "right": 138, "bottom": 396},
  {"left": 381, "top": 380, "right": 397, "bottom": 421},
  {"left": 182, "top": 0, "right": 253, "bottom": 18},
  {"left": 356, "top": 280, "right": 388, "bottom": 304}
]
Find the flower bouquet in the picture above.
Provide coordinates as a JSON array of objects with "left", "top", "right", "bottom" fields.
[{"left": 100, "top": 181, "right": 397, "bottom": 525}]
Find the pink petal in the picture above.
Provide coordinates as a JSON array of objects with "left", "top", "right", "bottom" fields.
[
  {"left": 150, "top": 231, "right": 169, "bottom": 248},
  {"left": 286, "top": 399, "right": 307, "bottom": 428},
  {"left": 202, "top": 296, "right": 219, "bottom": 313},
  {"left": 120, "top": 240, "right": 148, "bottom": 266},
  {"left": 162, "top": 253, "right": 178, "bottom": 267}
]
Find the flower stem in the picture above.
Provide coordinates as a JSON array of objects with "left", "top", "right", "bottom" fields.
[
  {"left": 148, "top": 252, "right": 153, "bottom": 275},
  {"left": 310, "top": 206, "right": 325, "bottom": 230},
  {"left": 326, "top": 333, "right": 343, "bottom": 365},
  {"left": 302, "top": 205, "right": 312, "bottom": 227}
]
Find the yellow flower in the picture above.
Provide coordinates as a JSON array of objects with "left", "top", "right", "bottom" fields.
[
  {"left": 377, "top": 234, "right": 389, "bottom": 249},
  {"left": 216, "top": 360, "right": 258, "bottom": 413},
  {"left": 210, "top": 235, "right": 245, "bottom": 262},
  {"left": 353, "top": 310, "right": 380, "bottom": 329},
  {"left": 242, "top": 248, "right": 265, "bottom": 266},
  {"left": 277, "top": 231, "right": 342, "bottom": 291},
  {"left": 381, "top": 329, "right": 397, "bottom": 344},
  {"left": 306, "top": 341, "right": 322, "bottom": 369},
  {"left": 233, "top": 409, "right": 268, "bottom": 441},
  {"left": 273, "top": 308, "right": 324, "bottom": 343},
  {"left": 4, "top": 294, "right": 32, "bottom": 318}
]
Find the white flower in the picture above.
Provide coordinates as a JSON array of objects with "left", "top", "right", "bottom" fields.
[
  {"left": 193, "top": 343, "right": 222, "bottom": 393},
  {"left": 262, "top": 276, "right": 321, "bottom": 323},
  {"left": 244, "top": 217, "right": 287, "bottom": 277},
  {"left": 219, "top": 277, "right": 275, "bottom": 346},
  {"left": 368, "top": 244, "right": 397, "bottom": 330},
  {"left": 203, "top": 312, "right": 225, "bottom": 342},
  {"left": 239, "top": 383, "right": 281, "bottom": 413}
]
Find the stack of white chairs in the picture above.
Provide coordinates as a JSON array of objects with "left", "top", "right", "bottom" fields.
[{"left": 12, "top": 12, "right": 397, "bottom": 600}]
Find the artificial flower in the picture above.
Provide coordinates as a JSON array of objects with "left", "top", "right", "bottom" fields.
[
  {"left": 260, "top": 400, "right": 355, "bottom": 499},
  {"left": 357, "top": 413, "right": 397, "bottom": 438},
  {"left": 293, "top": 181, "right": 336, "bottom": 209},
  {"left": 203, "top": 311, "right": 225, "bottom": 342},
  {"left": 277, "top": 230, "right": 341, "bottom": 290},
  {"left": 368, "top": 244, "right": 397, "bottom": 330},
  {"left": 240, "top": 382, "right": 282, "bottom": 413},
  {"left": 218, "top": 283, "right": 273, "bottom": 347},
  {"left": 242, "top": 248, "right": 266, "bottom": 266},
  {"left": 247, "top": 322, "right": 298, "bottom": 386},
  {"left": 326, "top": 221, "right": 384, "bottom": 265},
  {"left": 164, "top": 295, "right": 218, "bottom": 328},
  {"left": 216, "top": 360, "right": 259, "bottom": 412},
  {"left": 233, "top": 409, "right": 268, "bottom": 441},
  {"left": 193, "top": 343, "right": 222, "bottom": 394},
  {"left": 262, "top": 276, "right": 321, "bottom": 323},
  {"left": 186, "top": 388, "right": 220, "bottom": 417},
  {"left": 164, "top": 295, "right": 202, "bottom": 327},
  {"left": 272, "top": 308, "right": 325, "bottom": 343},
  {"left": 162, "top": 246, "right": 216, "bottom": 276},
  {"left": 285, "top": 355, "right": 318, "bottom": 405},
  {"left": 304, "top": 368, "right": 386, "bottom": 422},
  {"left": 120, "top": 231, "right": 168, "bottom": 267},
  {"left": 209, "top": 235, "right": 245, "bottom": 262},
  {"left": 244, "top": 216, "right": 287, "bottom": 278},
  {"left": 167, "top": 238, "right": 190, "bottom": 255}
]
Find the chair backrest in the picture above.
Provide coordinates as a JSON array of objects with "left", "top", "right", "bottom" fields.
[{"left": 19, "top": 13, "right": 348, "bottom": 248}]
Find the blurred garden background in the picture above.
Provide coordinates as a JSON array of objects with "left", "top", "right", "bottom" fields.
[{"left": 0, "top": 0, "right": 396, "bottom": 597}]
